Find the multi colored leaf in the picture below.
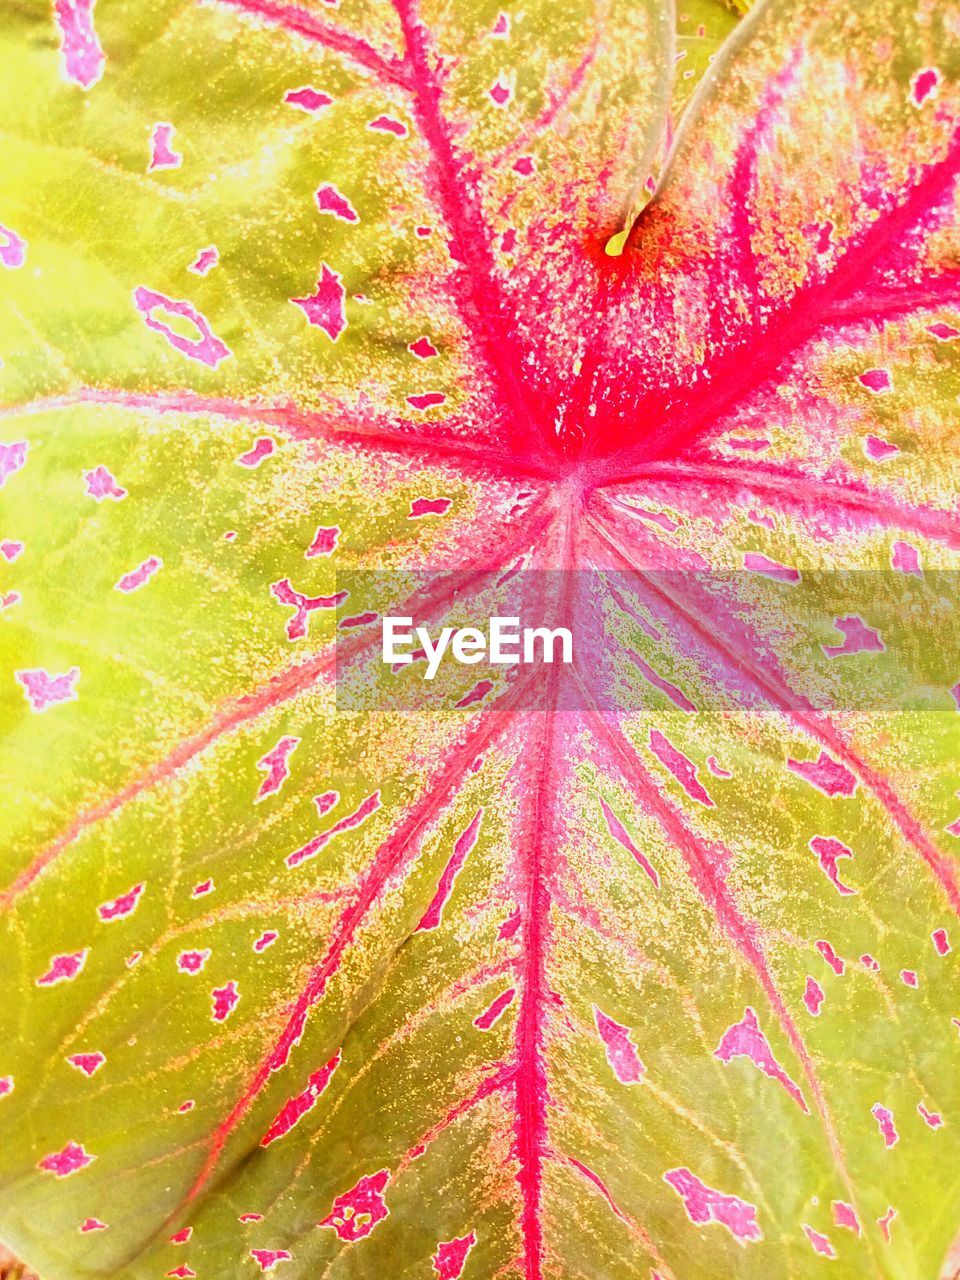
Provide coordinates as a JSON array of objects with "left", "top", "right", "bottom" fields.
[{"left": 1, "top": 1, "right": 959, "bottom": 1278}]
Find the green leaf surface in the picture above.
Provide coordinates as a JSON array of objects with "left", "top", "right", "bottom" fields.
[{"left": 1, "top": 1, "right": 959, "bottom": 1279}]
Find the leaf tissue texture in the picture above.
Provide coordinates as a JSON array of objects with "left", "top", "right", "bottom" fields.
[{"left": 0, "top": 0, "right": 959, "bottom": 1278}]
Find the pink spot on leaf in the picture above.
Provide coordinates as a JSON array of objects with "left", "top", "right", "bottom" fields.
[
  {"left": 872, "top": 1102, "right": 899, "bottom": 1147},
  {"left": 254, "top": 930, "right": 278, "bottom": 953},
  {"left": 859, "top": 368, "right": 891, "bottom": 393},
  {"left": 169, "top": 1228, "right": 192, "bottom": 1245},
  {"left": 933, "top": 928, "right": 951, "bottom": 956},
  {"left": 454, "top": 679, "right": 494, "bottom": 708},
  {"left": 368, "top": 114, "right": 407, "bottom": 137},
  {"left": 115, "top": 556, "right": 162, "bottom": 593},
  {"left": 1, "top": 441, "right": 27, "bottom": 486},
  {"left": 37, "top": 949, "right": 87, "bottom": 986},
  {"left": 918, "top": 1102, "right": 942, "bottom": 1129},
  {"left": 319, "top": 1169, "right": 390, "bottom": 1241},
  {"left": 488, "top": 75, "right": 512, "bottom": 106},
  {"left": 1, "top": 540, "right": 23, "bottom": 561},
  {"left": 212, "top": 980, "right": 240, "bottom": 1022},
  {"left": 900, "top": 969, "right": 918, "bottom": 987},
  {"left": 239, "top": 1213, "right": 263, "bottom": 1223},
  {"left": 803, "top": 1226, "right": 836, "bottom": 1259},
  {"left": 513, "top": 156, "right": 535, "bottom": 177},
  {"left": 286, "top": 791, "right": 380, "bottom": 869},
  {"left": 911, "top": 67, "right": 941, "bottom": 105},
  {"left": 134, "top": 286, "right": 230, "bottom": 367},
  {"left": 285, "top": 87, "right": 333, "bottom": 112},
  {"left": 498, "top": 907, "right": 521, "bottom": 940},
  {"left": 313, "top": 790, "right": 339, "bottom": 817},
  {"left": 0, "top": 1077, "right": 14, "bottom": 1097},
  {"left": 707, "top": 756, "right": 732, "bottom": 778},
  {"left": 192, "top": 878, "right": 214, "bottom": 898},
  {"left": 255, "top": 736, "right": 300, "bottom": 802},
  {"left": 891, "top": 541, "right": 922, "bottom": 575},
  {"left": 433, "top": 1232, "right": 476, "bottom": 1279},
  {"left": 816, "top": 940, "right": 845, "bottom": 976},
  {"left": 0, "top": 226, "right": 26, "bottom": 270},
  {"left": 832, "top": 1201, "right": 860, "bottom": 1236},
  {"left": 292, "top": 264, "right": 347, "bottom": 342},
  {"left": 728, "top": 437, "right": 771, "bottom": 453},
  {"left": 237, "top": 437, "right": 275, "bottom": 468},
  {"left": 250, "top": 1252, "right": 292, "bottom": 1273},
  {"left": 38, "top": 1141, "right": 94, "bottom": 1177},
  {"left": 409, "top": 496, "right": 452, "bottom": 517},
  {"left": 407, "top": 393, "right": 447, "bottom": 411},
  {"left": 189, "top": 246, "right": 218, "bottom": 276},
  {"left": 664, "top": 1168, "right": 761, "bottom": 1243},
  {"left": 418, "top": 810, "right": 483, "bottom": 931},
  {"left": 315, "top": 183, "right": 359, "bottom": 223},
  {"left": 822, "top": 615, "right": 884, "bottom": 658},
  {"left": 877, "top": 1208, "right": 897, "bottom": 1242},
  {"left": 306, "top": 525, "right": 340, "bottom": 558},
  {"left": 271, "top": 578, "right": 347, "bottom": 641},
  {"left": 177, "top": 949, "right": 211, "bottom": 975},
  {"left": 809, "top": 836, "right": 857, "bottom": 895},
  {"left": 340, "top": 610, "right": 378, "bottom": 629},
  {"left": 864, "top": 434, "right": 899, "bottom": 461},
  {"left": 803, "top": 977, "right": 825, "bottom": 1016},
  {"left": 409, "top": 336, "right": 439, "bottom": 359},
  {"left": 54, "top": 0, "right": 104, "bottom": 88},
  {"left": 788, "top": 752, "right": 857, "bottom": 798},
  {"left": 148, "top": 123, "right": 182, "bottom": 171},
  {"left": 17, "top": 667, "right": 80, "bottom": 713},
  {"left": 927, "top": 321, "right": 959, "bottom": 341},
  {"left": 594, "top": 1007, "right": 644, "bottom": 1084},
  {"left": 80, "top": 1218, "right": 107, "bottom": 1232},
  {"left": 84, "top": 465, "right": 126, "bottom": 501},
  {"left": 474, "top": 987, "right": 516, "bottom": 1030},
  {"left": 714, "top": 1006, "right": 807, "bottom": 1111},
  {"left": 599, "top": 796, "right": 659, "bottom": 887},
  {"left": 743, "top": 552, "right": 800, "bottom": 583},
  {"left": 649, "top": 730, "right": 714, "bottom": 806},
  {"left": 67, "top": 1052, "right": 105, "bottom": 1077},
  {"left": 261, "top": 1051, "right": 341, "bottom": 1146},
  {"left": 629, "top": 653, "right": 696, "bottom": 714}
]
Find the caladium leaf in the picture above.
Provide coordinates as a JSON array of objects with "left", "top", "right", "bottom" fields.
[{"left": 1, "top": 1, "right": 959, "bottom": 1279}]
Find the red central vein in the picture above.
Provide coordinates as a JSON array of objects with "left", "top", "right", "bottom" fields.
[
  {"left": 591, "top": 508, "right": 960, "bottom": 919},
  {"left": 391, "top": 0, "right": 546, "bottom": 459},
  {"left": 512, "top": 503, "right": 581, "bottom": 1280},
  {"left": 178, "top": 672, "right": 533, "bottom": 1211},
  {"left": 575, "top": 679, "right": 880, "bottom": 1274},
  {"left": 0, "top": 505, "right": 553, "bottom": 906},
  {"left": 211, "top": 0, "right": 409, "bottom": 86},
  {"left": 605, "top": 458, "right": 960, "bottom": 548},
  {"left": 513, "top": 680, "right": 557, "bottom": 1280}
]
